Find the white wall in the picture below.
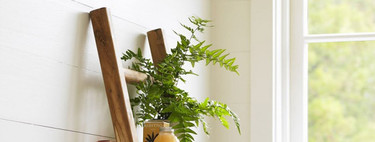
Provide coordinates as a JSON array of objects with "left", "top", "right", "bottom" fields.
[
  {"left": 209, "top": 0, "right": 251, "bottom": 141},
  {"left": 0, "top": 0, "right": 210, "bottom": 141}
]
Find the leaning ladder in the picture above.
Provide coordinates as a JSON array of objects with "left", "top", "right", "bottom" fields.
[{"left": 89, "top": 7, "right": 167, "bottom": 142}]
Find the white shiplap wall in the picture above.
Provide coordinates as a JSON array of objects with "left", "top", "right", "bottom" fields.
[
  {"left": 0, "top": 0, "right": 210, "bottom": 141},
  {"left": 209, "top": 0, "right": 251, "bottom": 141}
]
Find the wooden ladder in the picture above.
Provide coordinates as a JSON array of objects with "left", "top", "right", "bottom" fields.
[{"left": 89, "top": 7, "right": 167, "bottom": 142}]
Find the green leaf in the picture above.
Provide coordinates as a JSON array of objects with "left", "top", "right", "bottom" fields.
[
  {"left": 181, "top": 23, "right": 194, "bottom": 32},
  {"left": 183, "top": 121, "right": 196, "bottom": 127},
  {"left": 162, "top": 104, "right": 175, "bottom": 113},
  {"left": 137, "top": 48, "right": 142, "bottom": 56},
  {"left": 190, "top": 61, "right": 195, "bottom": 67},
  {"left": 178, "top": 134, "right": 194, "bottom": 142},
  {"left": 194, "top": 41, "right": 205, "bottom": 49},
  {"left": 219, "top": 54, "right": 229, "bottom": 61},
  {"left": 209, "top": 49, "right": 221, "bottom": 56},
  {"left": 200, "top": 44, "right": 212, "bottom": 53},
  {"left": 184, "top": 128, "right": 197, "bottom": 135},
  {"left": 201, "top": 98, "right": 209, "bottom": 108},
  {"left": 219, "top": 116, "right": 229, "bottom": 129},
  {"left": 168, "top": 113, "right": 181, "bottom": 123},
  {"left": 148, "top": 84, "right": 163, "bottom": 99},
  {"left": 205, "top": 59, "right": 211, "bottom": 65},
  {"left": 212, "top": 60, "right": 217, "bottom": 65},
  {"left": 180, "top": 35, "right": 189, "bottom": 46},
  {"left": 189, "top": 47, "right": 194, "bottom": 54},
  {"left": 200, "top": 119, "right": 210, "bottom": 135},
  {"left": 172, "top": 123, "right": 185, "bottom": 129},
  {"left": 225, "top": 58, "right": 236, "bottom": 64},
  {"left": 212, "top": 49, "right": 226, "bottom": 58}
]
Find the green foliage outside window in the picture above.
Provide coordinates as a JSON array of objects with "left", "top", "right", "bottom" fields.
[{"left": 308, "top": 0, "right": 375, "bottom": 141}]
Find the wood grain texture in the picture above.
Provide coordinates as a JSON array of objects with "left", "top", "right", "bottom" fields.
[
  {"left": 147, "top": 29, "right": 167, "bottom": 67},
  {"left": 89, "top": 7, "right": 137, "bottom": 142}
]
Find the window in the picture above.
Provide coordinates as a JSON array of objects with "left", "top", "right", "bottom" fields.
[{"left": 291, "top": 0, "right": 375, "bottom": 142}]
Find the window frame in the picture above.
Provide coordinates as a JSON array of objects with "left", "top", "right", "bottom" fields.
[
  {"left": 250, "top": 0, "right": 375, "bottom": 142},
  {"left": 289, "top": 0, "right": 375, "bottom": 142},
  {"left": 290, "top": 0, "right": 308, "bottom": 142}
]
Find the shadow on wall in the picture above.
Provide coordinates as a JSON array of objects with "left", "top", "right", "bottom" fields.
[
  {"left": 125, "top": 34, "right": 147, "bottom": 99},
  {"left": 124, "top": 34, "right": 147, "bottom": 136},
  {"left": 66, "top": 12, "right": 113, "bottom": 141}
]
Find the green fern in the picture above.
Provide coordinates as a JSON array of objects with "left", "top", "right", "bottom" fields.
[{"left": 122, "top": 16, "right": 241, "bottom": 142}]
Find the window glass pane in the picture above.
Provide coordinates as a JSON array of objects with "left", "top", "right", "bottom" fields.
[
  {"left": 308, "top": 41, "right": 375, "bottom": 141},
  {"left": 308, "top": 0, "right": 375, "bottom": 34}
]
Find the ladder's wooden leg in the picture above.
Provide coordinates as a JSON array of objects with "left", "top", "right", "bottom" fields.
[
  {"left": 90, "top": 7, "right": 137, "bottom": 142},
  {"left": 147, "top": 29, "right": 167, "bottom": 67}
]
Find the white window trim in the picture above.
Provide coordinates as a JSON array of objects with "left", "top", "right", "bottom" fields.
[
  {"left": 290, "top": 0, "right": 308, "bottom": 142},
  {"left": 305, "top": 33, "right": 375, "bottom": 43},
  {"left": 250, "top": 0, "right": 307, "bottom": 141},
  {"left": 250, "top": 0, "right": 290, "bottom": 142},
  {"left": 277, "top": 0, "right": 291, "bottom": 142}
]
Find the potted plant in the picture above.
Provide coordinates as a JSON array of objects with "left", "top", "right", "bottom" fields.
[{"left": 121, "top": 16, "right": 241, "bottom": 142}]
